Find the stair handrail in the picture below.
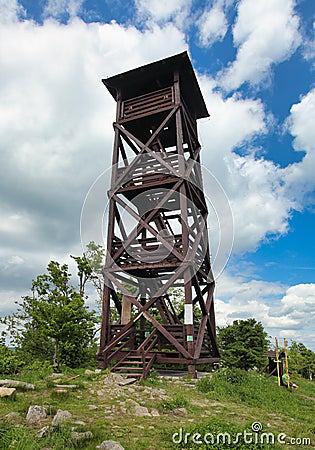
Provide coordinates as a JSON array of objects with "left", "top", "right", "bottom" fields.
[
  {"left": 103, "top": 325, "right": 135, "bottom": 360},
  {"left": 136, "top": 328, "right": 157, "bottom": 355},
  {"left": 142, "top": 353, "right": 157, "bottom": 380}
]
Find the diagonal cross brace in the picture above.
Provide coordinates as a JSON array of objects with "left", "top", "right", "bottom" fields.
[
  {"left": 108, "top": 177, "right": 183, "bottom": 264},
  {"left": 110, "top": 106, "right": 179, "bottom": 194},
  {"left": 104, "top": 267, "right": 191, "bottom": 358}
]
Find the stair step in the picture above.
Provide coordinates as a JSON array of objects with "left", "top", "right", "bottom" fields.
[{"left": 117, "top": 361, "right": 142, "bottom": 366}]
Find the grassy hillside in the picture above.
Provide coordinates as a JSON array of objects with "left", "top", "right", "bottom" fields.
[{"left": 0, "top": 364, "right": 314, "bottom": 449}]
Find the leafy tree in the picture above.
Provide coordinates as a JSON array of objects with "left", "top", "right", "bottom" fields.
[
  {"left": 71, "top": 241, "right": 104, "bottom": 300},
  {"left": 289, "top": 341, "right": 315, "bottom": 380},
  {"left": 218, "top": 318, "right": 269, "bottom": 370},
  {"left": 3, "top": 261, "right": 97, "bottom": 371}
]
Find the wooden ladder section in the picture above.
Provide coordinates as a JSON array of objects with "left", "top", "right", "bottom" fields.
[
  {"left": 110, "top": 329, "right": 158, "bottom": 380},
  {"left": 111, "top": 350, "right": 156, "bottom": 380}
]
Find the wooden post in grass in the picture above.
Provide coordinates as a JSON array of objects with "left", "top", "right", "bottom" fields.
[
  {"left": 275, "top": 337, "right": 281, "bottom": 387},
  {"left": 284, "top": 338, "right": 290, "bottom": 389}
]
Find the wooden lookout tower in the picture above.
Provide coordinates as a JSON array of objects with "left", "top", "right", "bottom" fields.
[{"left": 97, "top": 51, "right": 220, "bottom": 378}]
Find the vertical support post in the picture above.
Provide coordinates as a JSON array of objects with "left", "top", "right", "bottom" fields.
[
  {"left": 139, "top": 282, "right": 147, "bottom": 343},
  {"left": 97, "top": 280, "right": 111, "bottom": 369},
  {"left": 121, "top": 295, "right": 132, "bottom": 324},
  {"left": 99, "top": 89, "right": 122, "bottom": 369},
  {"left": 174, "top": 70, "right": 196, "bottom": 378}
]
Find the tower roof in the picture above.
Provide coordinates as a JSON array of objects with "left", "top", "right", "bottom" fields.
[{"left": 102, "top": 51, "right": 209, "bottom": 120}]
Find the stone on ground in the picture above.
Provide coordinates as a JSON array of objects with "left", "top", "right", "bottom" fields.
[
  {"left": 0, "top": 387, "right": 16, "bottom": 398},
  {"left": 98, "top": 440, "right": 125, "bottom": 450},
  {"left": 26, "top": 405, "right": 47, "bottom": 424},
  {"left": 52, "top": 409, "right": 72, "bottom": 426}
]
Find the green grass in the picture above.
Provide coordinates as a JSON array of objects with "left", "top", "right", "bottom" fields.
[{"left": 0, "top": 366, "right": 314, "bottom": 449}]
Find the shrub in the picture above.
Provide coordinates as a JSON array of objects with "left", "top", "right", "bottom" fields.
[{"left": 0, "top": 346, "right": 23, "bottom": 375}]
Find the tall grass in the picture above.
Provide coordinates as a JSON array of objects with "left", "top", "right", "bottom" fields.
[{"left": 197, "top": 368, "right": 314, "bottom": 425}]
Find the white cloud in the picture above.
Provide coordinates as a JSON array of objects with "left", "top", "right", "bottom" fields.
[
  {"left": 0, "top": 0, "right": 25, "bottom": 23},
  {"left": 218, "top": 0, "right": 301, "bottom": 90},
  {"left": 198, "top": 77, "right": 295, "bottom": 253},
  {"left": 197, "top": 3, "right": 228, "bottom": 47},
  {"left": 284, "top": 88, "right": 315, "bottom": 204},
  {"left": 281, "top": 284, "right": 315, "bottom": 314},
  {"left": 44, "top": 0, "right": 84, "bottom": 18},
  {"left": 215, "top": 275, "right": 315, "bottom": 349},
  {"left": 302, "top": 21, "right": 315, "bottom": 67},
  {"left": 0, "top": 9, "right": 186, "bottom": 304},
  {"left": 135, "top": 0, "right": 192, "bottom": 29}
]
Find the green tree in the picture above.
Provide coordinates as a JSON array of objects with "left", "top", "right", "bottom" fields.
[
  {"left": 71, "top": 241, "right": 105, "bottom": 300},
  {"left": 289, "top": 341, "right": 315, "bottom": 380},
  {"left": 218, "top": 318, "right": 269, "bottom": 370},
  {"left": 3, "top": 261, "right": 97, "bottom": 371}
]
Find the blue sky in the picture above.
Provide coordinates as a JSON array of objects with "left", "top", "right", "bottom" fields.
[{"left": 0, "top": 0, "right": 314, "bottom": 349}]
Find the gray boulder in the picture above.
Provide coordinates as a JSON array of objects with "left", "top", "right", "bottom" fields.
[
  {"left": 98, "top": 441, "right": 125, "bottom": 450},
  {"left": 52, "top": 409, "right": 72, "bottom": 426},
  {"left": 26, "top": 405, "right": 47, "bottom": 424}
]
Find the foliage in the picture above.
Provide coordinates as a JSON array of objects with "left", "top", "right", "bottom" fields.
[
  {"left": 71, "top": 241, "right": 104, "bottom": 300},
  {"left": 289, "top": 341, "right": 315, "bottom": 379},
  {"left": 0, "top": 346, "right": 23, "bottom": 375},
  {"left": 218, "top": 319, "right": 269, "bottom": 370},
  {"left": 2, "top": 261, "right": 97, "bottom": 371},
  {"left": 18, "top": 360, "right": 53, "bottom": 383}
]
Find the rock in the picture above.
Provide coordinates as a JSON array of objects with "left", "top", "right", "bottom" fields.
[
  {"left": 54, "top": 384, "right": 77, "bottom": 389},
  {"left": 94, "top": 369, "right": 102, "bottom": 374},
  {"left": 171, "top": 407, "right": 188, "bottom": 416},
  {"left": 26, "top": 405, "right": 47, "bottom": 424},
  {"left": 52, "top": 409, "right": 72, "bottom": 426},
  {"left": 87, "top": 404, "right": 98, "bottom": 410},
  {"left": 48, "top": 373, "right": 63, "bottom": 378},
  {"left": 150, "top": 409, "right": 160, "bottom": 417},
  {"left": 53, "top": 389, "right": 69, "bottom": 395},
  {"left": 36, "top": 426, "right": 51, "bottom": 438},
  {"left": 85, "top": 369, "right": 95, "bottom": 375},
  {"left": 0, "top": 387, "right": 16, "bottom": 398},
  {"left": 127, "top": 399, "right": 139, "bottom": 406},
  {"left": 0, "top": 379, "right": 34, "bottom": 390},
  {"left": 118, "top": 378, "right": 137, "bottom": 386},
  {"left": 133, "top": 405, "right": 151, "bottom": 417},
  {"left": 73, "top": 420, "right": 87, "bottom": 426},
  {"left": 71, "top": 431, "right": 93, "bottom": 441},
  {"left": 4, "top": 412, "right": 21, "bottom": 423},
  {"left": 98, "top": 440, "right": 125, "bottom": 450},
  {"left": 102, "top": 373, "right": 125, "bottom": 386}
]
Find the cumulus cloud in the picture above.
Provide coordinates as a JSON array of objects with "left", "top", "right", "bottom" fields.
[
  {"left": 135, "top": 0, "right": 192, "bottom": 29},
  {"left": 302, "top": 21, "right": 315, "bottom": 67},
  {"left": 215, "top": 276, "right": 315, "bottom": 348},
  {"left": 284, "top": 88, "right": 315, "bottom": 205},
  {"left": 0, "top": 0, "right": 25, "bottom": 23},
  {"left": 0, "top": 8, "right": 186, "bottom": 300},
  {"left": 218, "top": 0, "right": 301, "bottom": 90},
  {"left": 198, "top": 77, "right": 294, "bottom": 253},
  {"left": 44, "top": 0, "right": 84, "bottom": 19},
  {"left": 197, "top": 2, "right": 228, "bottom": 47}
]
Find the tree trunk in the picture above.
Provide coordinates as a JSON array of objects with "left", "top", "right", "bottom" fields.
[{"left": 53, "top": 340, "right": 60, "bottom": 372}]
